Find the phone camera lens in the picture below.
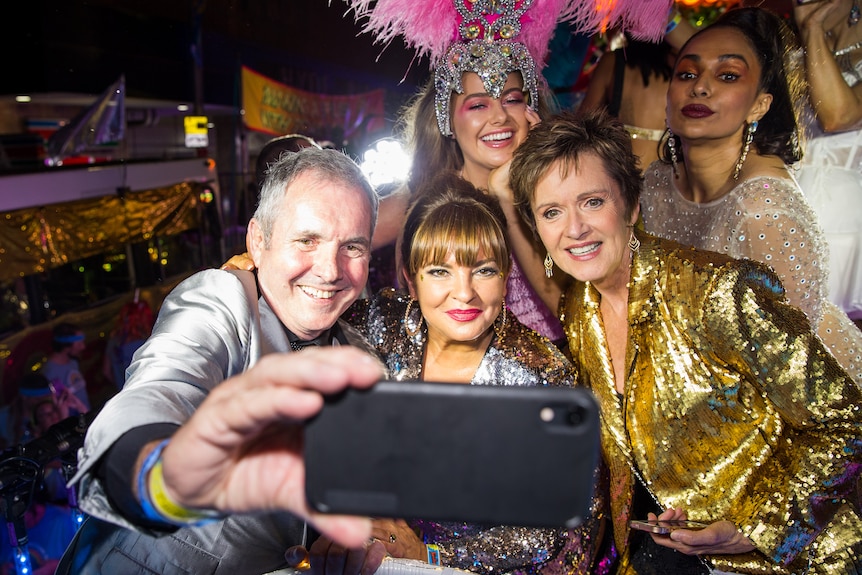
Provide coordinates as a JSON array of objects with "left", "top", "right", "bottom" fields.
[{"left": 566, "top": 407, "right": 585, "bottom": 426}]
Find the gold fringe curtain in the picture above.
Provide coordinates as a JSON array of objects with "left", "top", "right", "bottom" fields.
[{"left": 0, "top": 182, "right": 200, "bottom": 282}]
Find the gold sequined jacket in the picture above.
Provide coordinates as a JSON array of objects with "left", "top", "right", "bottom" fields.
[
  {"left": 343, "top": 288, "right": 577, "bottom": 575},
  {"left": 560, "top": 232, "right": 862, "bottom": 574},
  {"left": 641, "top": 162, "right": 862, "bottom": 387}
]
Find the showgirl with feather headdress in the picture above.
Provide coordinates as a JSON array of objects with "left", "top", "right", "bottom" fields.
[
  {"left": 345, "top": 0, "right": 673, "bottom": 135},
  {"left": 340, "top": 0, "right": 675, "bottom": 349}
]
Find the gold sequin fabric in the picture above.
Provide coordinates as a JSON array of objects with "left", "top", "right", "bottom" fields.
[
  {"left": 641, "top": 161, "right": 862, "bottom": 387},
  {"left": 342, "top": 288, "right": 577, "bottom": 574},
  {"left": 560, "top": 232, "right": 862, "bottom": 574}
]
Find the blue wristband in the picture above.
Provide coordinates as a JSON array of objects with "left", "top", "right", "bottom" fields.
[
  {"left": 665, "top": 9, "right": 682, "bottom": 35},
  {"left": 137, "top": 439, "right": 171, "bottom": 523}
]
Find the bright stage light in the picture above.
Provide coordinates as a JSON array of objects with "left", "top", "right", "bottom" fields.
[{"left": 360, "top": 138, "right": 411, "bottom": 189}]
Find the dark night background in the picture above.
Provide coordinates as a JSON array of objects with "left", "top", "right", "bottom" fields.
[
  {"left": 0, "top": 1, "right": 795, "bottom": 113},
  {"left": 1, "top": 0, "right": 429, "bottom": 111}
]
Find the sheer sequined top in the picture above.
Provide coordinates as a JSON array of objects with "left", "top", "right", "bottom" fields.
[
  {"left": 641, "top": 161, "right": 862, "bottom": 385},
  {"left": 343, "top": 288, "right": 576, "bottom": 574},
  {"left": 561, "top": 232, "right": 862, "bottom": 574}
]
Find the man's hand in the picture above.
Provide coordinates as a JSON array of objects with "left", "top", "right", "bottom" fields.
[
  {"left": 648, "top": 508, "right": 756, "bottom": 556},
  {"left": 371, "top": 518, "right": 426, "bottom": 561},
  {"left": 309, "top": 535, "right": 388, "bottom": 575},
  {"left": 155, "top": 347, "right": 385, "bottom": 548},
  {"left": 56, "top": 388, "right": 88, "bottom": 417},
  {"left": 220, "top": 252, "right": 255, "bottom": 271}
]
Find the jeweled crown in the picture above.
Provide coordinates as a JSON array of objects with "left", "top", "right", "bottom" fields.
[{"left": 434, "top": 0, "right": 538, "bottom": 135}]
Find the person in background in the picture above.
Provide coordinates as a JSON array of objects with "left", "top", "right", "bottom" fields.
[
  {"left": 56, "top": 148, "right": 384, "bottom": 575},
  {"left": 578, "top": 31, "right": 675, "bottom": 171},
  {"left": 317, "top": 171, "right": 576, "bottom": 575},
  {"left": 234, "top": 133, "right": 322, "bottom": 227},
  {"left": 639, "top": 6, "right": 862, "bottom": 387},
  {"left": 8, "top": 372, "right": 86, "bottom": 445},
  {"left": 102, "top": 294, "right": 154, "bottom": 390},
  {"left": 30, "top": 399, "right": 72, "bottom": 503},
  {"left": 255, "top": 133, "right": 321, "bottom": 187},
  {"left": 40, "top": 322, "right": 90, "bottom": 411},
  {"left": 0, "top": 390, "right": 85, "bottom": 575},
  {"left": 510, "top": 108, "right": 862, "bottom": 575},
  {"left": 793, "top": 0, "right": 862, "bottom": 325}
]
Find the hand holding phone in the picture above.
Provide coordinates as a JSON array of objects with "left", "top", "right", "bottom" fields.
[{"left": 629, "top": 519, "right": 708, "bottom": 534}]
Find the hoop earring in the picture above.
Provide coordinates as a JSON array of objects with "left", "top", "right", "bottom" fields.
[
  {"left": 850, "top": 0, "right": 860, "bottom": 26},
  {"left": 403, "top": 297, "right": 423, "bottom": 338},
  {"left": 666, "top": 127, "right": 680, "bottom": 179},
  {"left": 544, "top": 253, "right": 554, "bottom": 278},
  {"left": 733, "top": 120, "right": 757, "bottom": 181},
  {"left": 494, "top": 300, "right": 508, "bottom": 340},
  {"left": 628, "top": 231, "right": 641, "bottom": 252}
]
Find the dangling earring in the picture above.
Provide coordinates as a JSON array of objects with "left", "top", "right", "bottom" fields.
[
  {"left": 850, "top": 0, "right": 860, "bottom": 26},
  {"left": 628, "top": 231, "right": 641, "bottom": 252},
  {"left": 666, "top": 127, "right": 680, "bottom": 179},
  {"left": 403, "top": 297, "right": 423, "bottom": 337},
  {"left": 733, "top": 120, "right": 757, "bottom": 181},
  {"left": 544, "top": 253, "right": 554, "bottom": 278},
  {"left": 494, "top": 300, "right": 508, "bottom": 340}
]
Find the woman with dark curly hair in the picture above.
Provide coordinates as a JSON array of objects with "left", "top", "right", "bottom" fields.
[{"left": 640, "top": 6, "right": 862, "bottom": 387}]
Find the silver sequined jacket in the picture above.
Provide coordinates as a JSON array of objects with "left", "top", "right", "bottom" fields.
[{"left": 63, "top": 270, "right": 376, "bottom": 575}]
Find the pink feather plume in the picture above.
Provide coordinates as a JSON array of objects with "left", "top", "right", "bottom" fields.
[
  {"left": 345, "top": 0, "right": 459, "bottom": 66},
  {"left": 343, "top": 0, "right": 674, "bottom": 69}
]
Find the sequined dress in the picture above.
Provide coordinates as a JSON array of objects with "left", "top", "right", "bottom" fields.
[
  {"left": 506, "top": 256, "right": 566, "bottom": 344},
  {"left": 641, "top": 161, "right": 862, "bottom": 386},
  {"left": 561, "top": 231, "right": 862, "bottom": 575},
  {"left": 343, "top": 288, "right": 576, "bottom": 575}
]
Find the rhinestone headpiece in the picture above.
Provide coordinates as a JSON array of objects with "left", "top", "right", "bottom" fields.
[
  {"left": 434, "top": 0, "right": 537, "bottom": 136},
  {"left": 345, "top": 0, "right": 675, "bottom": 134}
]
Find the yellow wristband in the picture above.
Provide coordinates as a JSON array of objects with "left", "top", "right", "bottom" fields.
[{"left": 147, "top": 458, "right": 224, "bottom": 525}]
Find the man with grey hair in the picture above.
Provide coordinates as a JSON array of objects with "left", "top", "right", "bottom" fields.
[{"left": 57, "top": 148, "right": 384, "bottom": 574}]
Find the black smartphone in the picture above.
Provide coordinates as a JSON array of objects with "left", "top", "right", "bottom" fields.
[
  {"left": 304, "top": 380, "right": 600, "bottom": 528},
  {"left": 629, "top": 520, "right": 709, "bottom": 534}
]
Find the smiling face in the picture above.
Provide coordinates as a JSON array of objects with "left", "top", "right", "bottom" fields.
[
  {"left": 409, "top": 249, "right": 505, "bottom": 348},
  {"left": 532, "top": 154, "right": 638, "bottom": 293},
  {"left": 667, "top": 26, "right": 772, "bottom": 143},
  {"left": 248, "top": 170, "right": 373, "bottom": 340},
  {"left": 450, "top": 72, "right": 531, "bottom": 186}
]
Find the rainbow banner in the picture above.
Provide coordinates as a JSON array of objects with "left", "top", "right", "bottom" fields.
[{"left": 241, "top": 66, "right": 386, "bottom": 139}]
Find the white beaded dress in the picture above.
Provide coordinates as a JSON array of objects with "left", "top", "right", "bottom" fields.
[
  {"left": 641, "top": 160, "right": 862, "bottom": 387},
  {"left": 795, "top": 54, "right": 862, "bottom": 320}
]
